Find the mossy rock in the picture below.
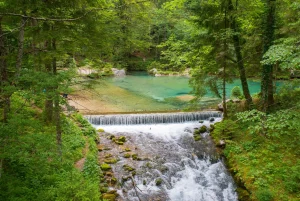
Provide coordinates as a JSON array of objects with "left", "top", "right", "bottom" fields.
[
  {"left": 104, "top": 158, "right": 118, "bottom": 164},
  {"left": 132, "top": 154, "right": 138, "bottom": 160},
  {"left": 124, "top": 153, "right": 131, "bottom": 158},
  {"left": 155, "top": 178, "right": 163, "bottom": 186},
  {"left": 97, "top": 145, "right": 104, "bottom": 151},
  {"left": 116, "top": 141, "right": 124, "bottom": 145},
  {"left": 109, "top": 135, "right": 115, "bottom": 140},
  {"left": 123, "top": 164, "right": 135, "bottom": 172},
  {"left": 118, "top": 136, "right": 126, "bottom": 142},
  {"left": 199, "top": 120, "right": 204, "bottom": 123},
  {"left": 105, "top": 172, "right": 113, "bottom": 177},
  {"left": 194, "top": 135, "right": 201, "bottom": 141},
  {"left": 100, "top": 186, "right": 108, "bottom": 193},
  {"left": 122, "top": 176, "right": 129, "bottom": 182},
  {"left": 105, "top": 153, "right": 113, "bottom": 158},
  {"left": 236, "top": 188, "right": 250, "bottom": 201},
  {"left": 125, "top": 148, "right": 131, "bottom": 152},
  {"left": 97, "top": 128, "right": 105, "bottom": 132},
  {"left": 102, "top": 193, "right": 116, "bottom": 201},
  {"left": 210, "top": 124, "right": 215, "bottom": 132},
  {"left": 143, "top": 180, "right": 147, "bottom": 185},
  {"left": 100, "top": 163, "right": 112, "bottom": 171},
  {"left": 111, "top": 177, "right": 117, "bottom": 185},
  {"left": 199, "top": 125, "right": 207, "bottom": 133}
]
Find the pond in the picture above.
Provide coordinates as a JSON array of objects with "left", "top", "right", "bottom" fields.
[{"left": 72, "top": 72, "right": 281, "bottom": 113}]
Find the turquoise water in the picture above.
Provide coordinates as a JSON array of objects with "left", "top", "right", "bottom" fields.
[{"left": 106, "top": 72, "right": 274, "bottom": 100}]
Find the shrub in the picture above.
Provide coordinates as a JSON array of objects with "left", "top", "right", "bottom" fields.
[{"left": 231, "top": 86, "right": 242, "bottom": 98}]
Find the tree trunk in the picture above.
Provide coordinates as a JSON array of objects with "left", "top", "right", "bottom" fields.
[
  {"left": 0, "top": 17, "right": 10, "bottom": 122},
  {"left": 261, "top": 0, "right": 276, "bottom": 112},
  {"left": 228, "top": 0, "right": 253, "bottom": 107},
  {"left": 52, "top": 38, "right": 62, "bottom": 159},
  {"left": 223, "top": 6, "right": 228, "bottom": 119},
  {"left": 15, "top": 17, "right": 26, "bottom": 80}
]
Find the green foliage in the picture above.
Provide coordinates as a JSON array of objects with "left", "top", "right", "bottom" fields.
[
  {"left": 255, "top": 189, "right": 274, "bottom": 201},
  {"left": 231, "top": 86, "right": 242, "bottom": 99},
  {"left": 212, "top": 119, "right": 239, "bottom": 141}
]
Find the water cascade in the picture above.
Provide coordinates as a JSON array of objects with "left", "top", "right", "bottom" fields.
[
  {"left": 88, "top": 112, "right": 237, "bottom": 201},
  {"left": 86, "top": 111, "right": 221, "bottom": 125}
]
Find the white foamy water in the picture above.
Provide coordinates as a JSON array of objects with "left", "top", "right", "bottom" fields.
[{"left": 94, "top": 120, "right": 238, "bottom": 201}]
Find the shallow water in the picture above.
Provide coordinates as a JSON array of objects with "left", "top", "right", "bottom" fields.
[{"left": 95, "top": 120, "right": 238, "bottom": 201}]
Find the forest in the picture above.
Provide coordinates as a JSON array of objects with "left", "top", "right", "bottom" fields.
[{"left": 0, "top": 0, "right": 300, "bottom": 201}]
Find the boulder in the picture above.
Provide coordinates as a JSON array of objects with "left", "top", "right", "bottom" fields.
[
  {"left": 100, "top": 163, "right": 112, "bottom": 171},
  {"left": 111, "top": 68, "right": 126, "bottom": 77}
]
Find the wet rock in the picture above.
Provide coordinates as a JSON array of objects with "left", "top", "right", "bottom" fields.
[
  {"left": 143, "top": 180, "right": 147, "bottom": 185},
  {"left": 105, "top": 172, "right": 113, "bottom": 177},
  {"left": 105, "top": 153, "right": 113, "bottom": 158},
  {"left": 124, "top": 153, "right": 131, "bottom": 158},
  {"left": 118, "top": 136, "right": 126, "bottom": 142},
  {"left": 100, "top": 186, "right": 108, "bottom": 193},
  {"left": 209, "top": 117, "right": 215, "bottom": 122},
  {"left": 132, "top": 154, "right": 138, "bottom": 160},
  {"left": 97, "top": 128, "right": 105, "bottom": 132},
  {"left": 112, "top": 68, "right": 126, "bottom": 77},
  {"left": 111, "top": 177, "right": 117, "bottom": 185},
  {"left": 199, "top": 125, "right": 207, "bottom": 133},
  {"left": 100, "top": 163, "right": 112, "bottom": 171},
  {"left": 155, "top": 178, "right": 163, "bottom": 186},
  {"left": 199, "top": 120, "right": 204, "bottom": 123},
  {"left": 109, "top": 135, "right": 115, "bottom": 140},
  {"left": 123, "top": 164, "right": 135, "bottom": 172},
  {"left": 97, "top": 145, "right": 104, "bottom": 151},
  {"left": 104, "top": 158, "right": 118, "bottom": 164},
  {"left": 194, "top": 135, "right": 201, "bottom": 141},
  {"left": 125, "top": 148, "right": 131, "bottom": 152},
  {"left": 116, "top": 141, "right": 124, "bottom": 145},
  {"left": 102, "top": 193, "right": 116, "bottom": 201}
]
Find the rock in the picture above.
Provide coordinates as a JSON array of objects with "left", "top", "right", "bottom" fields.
[
  {"left": 199, "top": 120, "right": 204, "bottom": 123},
  {"left": 132, "top": 154, "right": 138, "bottom": 160},
  {"left": 218, "top": 103, "right": 224, "bottom": 111},
  {"left": 199, "top": 125, "right": 207, "bottom": 133},
  {"left": 97, "top": 145, "right": 104, "bottom": 151},
  {"left": 123, "top": 164, "right": 135, "bottom": 172},
  {"left": 104, "top": 158, "right": 118, "bottom": 164},
  {"left": 149, "top": 68, "right": 158, "bottom": 75},
  {"left": 111, "top": 68, "right": 126, "bottom": 77},
  {"left": 209, "top": 117, "right": 215, "bottom": 122},
  {"left": 194, "top": 135, "right": 201, "bottom": 141},
  {"left": 102, "top": 193, "right": 116, "bottom": 201},
  {"left": 233, "top": 99, "right": 241, "bottom": 103},
  {"left": 216, "top": 140, "right": 226, "bottom": 148},
  {"left": 105, "top": 172, "right": 113, "bottom": 177},
  {"left": 118, "top": 136, "right": 126, "bottom": 142},
  {"left": 125, "top": 148, "right": 131, "bottom": 152},
  {"left": 97, "top": 128, "right": 105, "bottom": 132},
  {"left": 100, "top": 163, "right": 112, "bottom": 171},
  {"left": 100, "top": 186, "right": 108, "bottom": 193},
  {"left": 105, "top": 153, "right": 113, "bottom": 158},
  {"left": 111, "top": 177, "right": 117, "bottom": 185},
  {"left": 143, "top": 180, "right": 147, "bottom": 185},
  {"left": 107, "top": 190, "right": 117, "bottom": 195},
  {"left": 124, "top": 153, "right": 131, "bottom": 158},
  {"left": 109, "top": 135, "right": 115, "bottom": 140},
  {"left": 155, "top": 178, "right": 163, "bottom": 186},
  {"left": 116, "top": 141, "right": 124, "bottom": 145}
]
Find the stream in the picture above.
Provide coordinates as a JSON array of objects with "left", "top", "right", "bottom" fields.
[{"left": 89, "top": 112, "right": 238, "bottom": 201}]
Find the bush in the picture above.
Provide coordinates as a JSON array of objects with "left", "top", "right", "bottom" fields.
[
  {"left": 231, "top": 86, "right": 242, "bottom": 98},
  {"left": 255, "top": 189, "right": 274, "bottom": 201}
]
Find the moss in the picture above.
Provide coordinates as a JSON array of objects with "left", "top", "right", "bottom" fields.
[
  {"left": 104, "top": 158, "right": 118, "bottom": 164},
  {"left": 115, "top": 141, "right": 124, "bottom": 145},
  {"left": 111, "top": 177, "right": 117, "bottom": 185},
  {"left": 100, "top": 163, "right": 112, "bottom": 171},
  {"left": 100, "top": 186, "right": 108, "bottom": 193},
  {"left": 105, "top": 153, "right": 113, "bottom": 158},
  {"left": 132, "top": 154, "right": 138, "bottom": 160},
  {"left": 102, "top": 193, "right": 116, "bottom": 201},
  {"left": 123, "top": 164, "right": 135, "bottom": 172},
  {"left": 199, "top": 125, "right": 207, "bottom": 133},
  {"left": 97, "top": 128, "right": 105, "bottom": 132},
  {"left": 118, "top": 136, "right": 126, "bottom": 142},
  {"left": 124, "top": 153, "right": 131, "bottom": 158},
  {"left": 155, "top": 178, "right": 163, "bottom": 186},
  {"left": 125, "top": 148, "right": 131, "bottom": 152},
  {"left": 194, "top": 135, "right": 201, "bottom": 141}
]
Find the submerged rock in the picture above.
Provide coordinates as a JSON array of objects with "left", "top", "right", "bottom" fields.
[
  {"left": 155, "top": 178, "right": 163, "bottom": 186},
  {"left": 112, "top": 68, "right": 126, "bottom": 77}
]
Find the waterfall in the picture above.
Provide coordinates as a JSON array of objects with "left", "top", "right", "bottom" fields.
[{"left": 85, "top": 111, "right": 221, "bottom": 125}]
